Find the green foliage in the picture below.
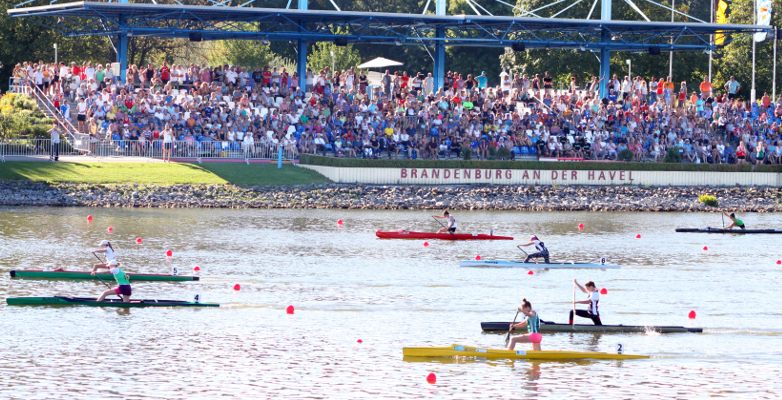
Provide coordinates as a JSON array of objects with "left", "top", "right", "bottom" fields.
[
  {"left": 0, "top": 93, "right": 54, "bottom": 140},
  {"left": 496, "top": 146, "right": 512, "bottom": 160},
  {"left": 698, "top": 194, "right": 719, "bottom": 207},
  {"left": 487, "top": 145, "right": 497, "bottom": 160},
  {"left": 307, "top": 42, "right": 362, "bottom": 73},
  {"left": 664, "top": 147, "right": 683, "bottom": 163},
  {"left": 210, "top": 40, "right": 277, "bottom": 69},
  {"left": 461, "top": 147, "right": 472, "bottom": 160},
  {"left": 617, "top": 149, "right": 635, "bottom": 162},
  {"left": 300, "top": 154, "right": 782, "bottom": 172}
]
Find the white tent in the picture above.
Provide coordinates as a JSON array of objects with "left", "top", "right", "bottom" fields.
[{"left": 357, "top": 57, "right": 404, "bottom": 70}]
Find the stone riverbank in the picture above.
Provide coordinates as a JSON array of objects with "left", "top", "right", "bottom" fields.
[{"left": 0, "top": 182, "right": 780, "bottom": 212}]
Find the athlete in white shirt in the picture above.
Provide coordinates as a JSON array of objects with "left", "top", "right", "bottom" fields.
[{"left": 571, "top": 279, "right": 602, "bottom": 325}]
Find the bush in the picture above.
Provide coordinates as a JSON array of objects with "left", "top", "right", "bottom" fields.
[
  {"left": 617, "top": 149, "right": 634, "bottom": 162},
  {"left": 0, "top": 93, "right": 54, "bottom": 140},
  {"left": 496, "top": 147, "right": 512, "bottom": 160},
  {"left": 461, "top": 147, "right": 472, "bottom": 160},
  {"left": 487, "top": 146, "right": 497, "bottom": 160},
  {"left": 698, "top": 194, "right": 719, "bottom": 207},
  {"left": 664, "top": 146, "right": 683, "bottom": 163}
]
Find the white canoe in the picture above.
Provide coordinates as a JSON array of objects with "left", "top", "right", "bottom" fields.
[{"left": 459, "top": 259, "right": 621, "bottom": 269}]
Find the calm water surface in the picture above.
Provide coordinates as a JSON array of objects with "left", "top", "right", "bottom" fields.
[{"left": 1, "top": 207, "right": 781, "bottom": 399}]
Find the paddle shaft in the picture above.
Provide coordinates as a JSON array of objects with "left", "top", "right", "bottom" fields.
[
  {"left": 505, "top": 310, "right": 521, "bottom": 345},
  {"left": 572, "top": 283, "right": 576, "bottom": 326},
  {"left": 92, "top": 252, "right": 117, "bottom": 294},
  {"left": 432, "top": 216, "right": 457, "bottom": 239}
]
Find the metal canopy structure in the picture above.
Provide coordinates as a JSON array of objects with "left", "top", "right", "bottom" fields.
[{"left": 8, "top": 0, "right": 772, "bottom": 96}]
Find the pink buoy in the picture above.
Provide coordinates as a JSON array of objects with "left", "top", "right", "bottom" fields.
[
  {"left": 357, "top": 339, "right": 363, "bottom": 343},
  {"left": 87, "top": 215, "right": 93, "bottom": 222},
  {"left": 193, "top": 266, "right": 201, "bottom": 272},
  {"left": 233, "top": 284, "right": 241, "bottom": 291},
  {"left": 337, "top": 219, "right": 343, "bottom": 225},
  {"left": 635, "top": 234, "right": 641, "bottom": 239},
  {"left": 527, "top": 270, "right": 534, "bottom": 275},
  {"left": 578, "top": 223, "right": 584, "bottom": 230},
  {"left": 688, "top": 310, "right": 697, "bottom": 319},
  {"left": 426, "top": 373, "right": 437, "bottom": 384},
  {"left": 136, "top": 237, "right": 142, "bottom": 244},
  {"left": 600, "top": 288, "right": 608, "bottom": 295},
  {"left": 423, "top": 242, "right": 429, "bottom": 247},
  {"left": 286, "top": 305, "right": 295, "bottom": 314},
  {"left": 703, "top": 246, "right": 708, "bottom": 251},
  {"left": 475, "top": 255, "right": 481, "bottom": 261},
  {"left": 166, "top": 249, "right": 173, "bottom": 257},
  {"left": 776, "top": 260, "right": 781, "bottom": 265},
  {"left": 107, "top": 227, "right": 113, "bottom": 233}
]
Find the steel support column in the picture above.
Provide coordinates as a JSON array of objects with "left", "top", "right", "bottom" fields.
[
  {"left": 118, "top": 18, "right": 128, "bottom": 84},
  {"left": 433, "top": 0, "right": 446, "bottom": 91},
  {"left": 598, "top": 0, "right": 611, "bottom": 98},
  {"left": 297, "top": 0, "right": 307, "bottom": 93}
]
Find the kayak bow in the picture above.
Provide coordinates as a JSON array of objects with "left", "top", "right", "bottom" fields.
[
  {"left": 6, "top": 296, "right": 218, "bottom": 307},
  {"left": 403, "top": 344, "right": 649, "bottom": 360},
  {"left": 481, "top": 322, "right": 702, "bottom": 333},
  {"left": 376, "top": 230, "right": 513, "bottom": 241},
  {"left": 10, "top": 270, "right": 199, "bottom": 282}
]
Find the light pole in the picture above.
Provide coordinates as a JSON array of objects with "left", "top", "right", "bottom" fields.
[
  {"left": 54, "top": 43, "right": 58, "bottom": 65},
  {"left": 330, "top": 50, "right": 335, "bottom": 90},
  {"left": 626, "top": 59, "right": 631, "bottom": 80},
  {"left": 669, "top": 0, "right": 674, "bottom": 80}
]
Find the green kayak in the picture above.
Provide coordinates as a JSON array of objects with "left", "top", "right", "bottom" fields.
[
  {"left": 10, "top": 270, "right": 199, "bottom": 282},
  {"left": 6, "top": 296, "right": 218, "bottom": 307}
]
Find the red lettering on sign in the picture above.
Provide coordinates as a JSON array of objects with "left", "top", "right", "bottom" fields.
[
  {"left": 629, "top": 171, "right": 634, "bottom": 180},
  {"left": 620, "top": 171, "right": 625, "bottom": 181},
  {"left": 462, "top": 169, "right": 470, "bottom": 179},
  {"left": 475, "top": 169, "right": 481, "bottom": 179},
  {"left": 571, "top": 170, "right": 577, "bottom": 180},
  {"left": 598, "top": 171, "right": 606, "bottom": 180},
  {"left": 609, "top": 171, "right": 616, "bottom": 180},
  {"left": 551, "top": 171, "right": 559, "bottom": 180},
  {"left": 533, "top": 171, "right": 540, "bottom": 179},
  {"left": 588, "top": 171, "right": 595, "bottom": 180},
  {"left": 561, "top": 170, "right": 567, "bottom": 181},
  {"left": 443, "top": 169, "right": 451, "bottom": 179},
  {"left": 431, "top": 169, "right": 440, "bottom": 179},
  {"left": 421, "top": 169, "right": 428, "bottom": 178},
  {"left": 485, "top": 170, "right": 492, "bottom": 180},
  {"left": 522, "top": 170, "right": 530, "bottom": 179},
  {"left": 411, "top": 168, "right": 418, "bottom": 178},
  {"left": 495, "top": 170, "right": 502, "bottom": 179},
  {"left": 401, "top": 168, "right": 407, "bottom": 178},
  {"left": 505, "top": 170, "right": 512, "bottom": 179}
]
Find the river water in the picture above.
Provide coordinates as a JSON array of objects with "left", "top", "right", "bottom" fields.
[{"left": 1, "top": 207, "right": 781, "bottom": 399}]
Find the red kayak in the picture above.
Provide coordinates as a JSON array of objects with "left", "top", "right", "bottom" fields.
[{"left": 375, "top": 230, "right": 513, "bottom": 241}]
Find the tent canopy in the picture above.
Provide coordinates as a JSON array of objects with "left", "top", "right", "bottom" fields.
[{"left": 357, "top": 57, "right": 403, "bottom": 69}]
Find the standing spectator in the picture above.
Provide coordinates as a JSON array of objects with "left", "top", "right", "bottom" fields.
[
  {"left": 699, "top": 76, "right": 713, "bottom": 99},
  {"left": 162, "top": 124, "right": 174, "bottom": 163},
  {"left": 476, "top": 71, "right": 488, "bottom": 89},
  {"left": 724, "top": 76, "right": 741, "bottom": 100},
  {"left": 382, "top": 70, "right": 392, "bottom": 96},
  {"left": 49, "top": 123, "right": 61, "bottom": 162}
]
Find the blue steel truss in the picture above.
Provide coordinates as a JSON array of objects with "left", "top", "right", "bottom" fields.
[{"left": 7, "top": 1, "right": 771, "bottom": 93}]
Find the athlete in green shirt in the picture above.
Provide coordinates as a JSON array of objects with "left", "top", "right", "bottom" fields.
[
  {"left": 92, "top": 260, "right": 132, "bottom": 302},
  {"left": 724, "top": 212, "right": 746, "bottom": 230},
  {"left": 507, "top": 298, "right": 542, "bottom": 351}
]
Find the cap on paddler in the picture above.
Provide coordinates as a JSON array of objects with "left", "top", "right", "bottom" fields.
[
  {"left": 107, "top": 260, "right": 118, "bottom": 266},
  {"left": 99, "top": 240, "right": 110, "bottom": 246}
]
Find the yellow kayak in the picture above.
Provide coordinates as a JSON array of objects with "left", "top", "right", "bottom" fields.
[{"left": 403, "top": 344, "right": 649, "bottom": 360}]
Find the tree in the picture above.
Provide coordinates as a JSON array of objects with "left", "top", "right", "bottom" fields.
[
  {"left": 208, "top": 39, "right": 278, "bottom": 68},
  {"left": 307, "top": 41, "right": 362, "bottom": 73}
]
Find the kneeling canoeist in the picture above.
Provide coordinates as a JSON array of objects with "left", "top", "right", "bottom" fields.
[
  {"left": 92, "top": 260, "right": 131, "bottom": 303},
  {"left": 507, "top": 298, "right": 542, "bottom": 351},
  {"left": 91, "top": 240, "right": 117, "bottom": 270},
  {"left": 570, "top": 279, "right": 601, "bottom": 325},
  {"left": 432, "top": 210, "right": 456, "bottom": 234},
  {"left": 723, "top": 212, "right": 746, "bottom": 230},
  {"left": 519, "top": 235, "right": 550, "bottom": 263}
]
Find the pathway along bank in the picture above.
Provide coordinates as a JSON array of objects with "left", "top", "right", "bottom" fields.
[{"left": 0, "top": 182, "right": 780, "bottom": 212}]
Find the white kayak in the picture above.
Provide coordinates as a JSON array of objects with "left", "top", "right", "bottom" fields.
[{"left": 459, "top": 259, "right": 621, "bottom": 269}]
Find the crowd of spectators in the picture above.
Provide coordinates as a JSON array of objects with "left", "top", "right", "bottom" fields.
[{"left": 10, "top": 59, "right": 782, "bottom": 165}]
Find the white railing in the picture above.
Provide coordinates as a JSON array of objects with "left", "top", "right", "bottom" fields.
[{"left": 0, "top": 139, "right": 298, "bottom": 161}]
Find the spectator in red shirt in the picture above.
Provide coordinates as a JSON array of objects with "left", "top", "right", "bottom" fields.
[
  {"left": 159, "top": 62, "right": 170, "bottom": 85},
  {"left": 262, "top": 67, "right": 272, "bottom": 88}
]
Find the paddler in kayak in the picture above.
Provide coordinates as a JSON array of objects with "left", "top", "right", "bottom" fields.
[
  {"left": 91, "top": 260, "right": 131, "bottom": 303},
  {"left": 518, "top": 235, "right": 550, "bottom": 263},
  {"left": 507, "top": 298, "right": 542, "bottom": 351},
  {"left": 723, "top": 212, "right": 746, "bottom": 230},
  {"left": 570, "top": 279, "right": 602, "bottom": 325},
  {"left": 432, "top": 210, "right": 457, "bottom": 234},
  {"left": 91, "top": 240, "right": 117, "bottom": 269}
]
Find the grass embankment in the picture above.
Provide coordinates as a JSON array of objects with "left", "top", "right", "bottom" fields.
[{"left": 0, "top": 162, "right": 330, "bottom": 186}]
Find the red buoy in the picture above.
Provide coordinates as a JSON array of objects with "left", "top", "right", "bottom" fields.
[
  {"left": 423, "top": 241, "right": 429, "bottom": 247},
  {"left": 136, "top": 237, "right": 142, "bottom": 244},
  {"left": 600, "top": 288, "right": 608, "bottom": 295},
  {"left": 426, "top": 373, "right": 437, "bottom": 384},
  {"left": 688, "top": 310, "right": 697, "bottom": 319},
  {"left": 193, "top": 266, "right": 201, "bottom": 272},
  {"left": 578, "top": 223, "right": 584, "bottom": 230},
  {"left": 527, "top": 270, "right": 534, "bottom": 275},
  {"left": 286, "top": 305, "right": 295, "bottom": 314},
  {"left": 357, "top": 339, "right": 363, "bottom": 343},
  {"left": 337, "top": 219, "right": 343, "bottom": 225},
  {"left": 233, "top": 284, "right": 241, "bottom": 291},
  {"left": 166, "top": 249, "right": 173, "bottom": 257},
  {"left": 776, "top": 260, "right": 781, "bottom": 265},
  {"left": 107, "top": 227, "right": 113, "bottom": 233},
  {"left": 635, "top": 234, "right": 641, "bottom": 239},
  {"left": 475, "top": 255, "right": 481, "bottom": 261},
  {"left": 703, "top": 246, "right": 708, "bottom": 251},
  {"left": 87, "top": 215, "right": 93, "bottom": 222}
]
